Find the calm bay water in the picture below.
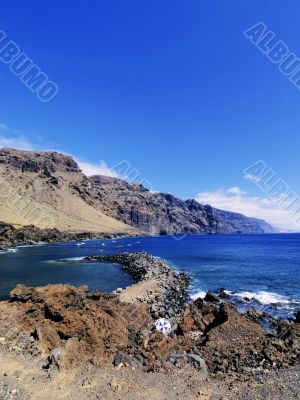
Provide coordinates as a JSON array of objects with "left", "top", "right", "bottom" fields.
[{"left": 0, "top": 234, "right": 299, "bottom": 319}]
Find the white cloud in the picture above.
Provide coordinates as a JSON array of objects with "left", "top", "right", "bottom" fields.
[
  {"left": 195, "top": 187, "right": 300, "bottom": 232},
  {"left": 0, "top": 122, "right": 22, "bottom": 134},
  {"left": 0, "top": 123, "right": 9, "bottom": 130},
  {"left": 0, "top": 134, "right": 35, "bottom": 150},
  {"left": 227, "top": 187, "right": 246, "bottom": 195},
  {"left": 75, "top": 159, "right": 118, "bottom": 177},
  {"left": 0, "top": 122, "right": 37, "bottom": 150}
]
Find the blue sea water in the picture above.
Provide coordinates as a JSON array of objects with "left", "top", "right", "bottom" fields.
[{"left": 0, "top": 234, "right": 299, "bottom": 319}]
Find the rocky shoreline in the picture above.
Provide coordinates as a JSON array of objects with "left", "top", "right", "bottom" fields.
[
  {"left": 0, "top": 222, "right": 136, "bottom": 251},
  {"left": 0, "top": 252, "right": 299, "bottom": 376},
  {"left": 0, "top": 251, "right": 299, "bottom": 399},
  {"left": 84, "top": 253, "right": 300, "bottom": 374}
]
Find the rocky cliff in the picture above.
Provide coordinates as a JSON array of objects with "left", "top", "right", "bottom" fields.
[
  {"left": 0, "top": 148, "right": 274, "bottom": 236},
  {"left": 0, "top": 148, "right": 137, "bottom": 235},
  {"left": 89, "top": 175, "right": 274, "bottom": 234}
]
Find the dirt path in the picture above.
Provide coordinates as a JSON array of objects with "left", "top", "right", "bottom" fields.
[{"left": 119, "top": 280, "right": 160, "bottom": 302}]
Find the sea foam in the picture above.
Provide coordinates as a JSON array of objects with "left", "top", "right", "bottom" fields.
[
  {"left": 190, "top": 290, "right": 207, "bottom": 300},
  {"left": 233, "top": 290, "right": 290, "bottom": 305},
  {"left": 0, "top": 248, "right": 19, "bottom": 254}
]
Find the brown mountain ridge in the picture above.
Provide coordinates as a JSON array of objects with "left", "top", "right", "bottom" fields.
[{"left": 0, "top": 147, "right": 274, "bottom": 237}]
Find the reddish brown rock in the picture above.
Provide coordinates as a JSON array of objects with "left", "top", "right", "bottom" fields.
[
  {"left": 0, "top": 283, "right": 299, "bottom": 376},
  {"left": 34, "top": 321, "right": 61, "bottom": 353},
  {"left": 0, "top": 284, "right": 152, "bottom": 370}
]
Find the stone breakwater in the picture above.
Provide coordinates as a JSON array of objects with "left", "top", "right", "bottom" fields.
[{"left": 84, "top": 252, "right": 191, "bottom": 319}]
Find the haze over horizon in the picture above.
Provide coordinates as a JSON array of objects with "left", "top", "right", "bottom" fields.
[{"left": 1, "top": 1, "right": 300, "bottom": 231}]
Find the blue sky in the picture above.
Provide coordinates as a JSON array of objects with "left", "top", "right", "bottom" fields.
[{"left": 0, "top": 1, "right": 300, "bottom": 230}]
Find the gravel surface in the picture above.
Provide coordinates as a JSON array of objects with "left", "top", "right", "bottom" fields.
[{"left": 0, "top": 347, "right": 299, "bottom": 400}]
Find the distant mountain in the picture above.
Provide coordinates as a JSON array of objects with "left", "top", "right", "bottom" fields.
[
  {"left": 89, "top": 175, "right": 274, "bottom": 234},
  {"left": 247, "top": 217, "right": 276, "bottom": 234},
  {"left": 0, "top": 148, "right": 274, "bottom": 236}
]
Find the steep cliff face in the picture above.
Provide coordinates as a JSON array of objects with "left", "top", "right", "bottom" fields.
[
  {"left": 213, "top": 209, "right": 274, "bottom": 234},
  {"left": 0, "top": 147, "right": 80, "bottom": 174},
  {"left": 0, "top": 148, "right": 274, "bottom": 235},
  {"left": 89, "top": 176, "right": 274, "bottom": 234},
  {"left": 88, "top": 176, "right": 216, "bottom": 234}
]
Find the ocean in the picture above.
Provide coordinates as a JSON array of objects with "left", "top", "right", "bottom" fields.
[{"left": 0, "top": 233, "right": 299, "bottom": 319}]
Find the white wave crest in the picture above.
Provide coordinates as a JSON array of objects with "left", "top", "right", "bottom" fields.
[
  {"left": 190, "top": 290, "right": 207, "bottom": 300},
  {"left": 56, "top": 256, "right": 86, "bottom": 262},
  {"left": 0, "top": 248, "right": 19, "bottom": 254},
  {"left": 234, "top": 291, "right": 290, "bottom": 305}
]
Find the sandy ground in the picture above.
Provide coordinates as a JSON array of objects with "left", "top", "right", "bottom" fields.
[{"left": 119, "top": 280, "right": 160, "bottom": 302}]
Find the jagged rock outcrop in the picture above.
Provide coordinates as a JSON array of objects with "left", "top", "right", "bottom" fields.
[
  {"left": 0, "top": 147, "right": 80, "bottom": 174},
  {"left": 180, "top": 299, "right": 300, "bottom": 374}
]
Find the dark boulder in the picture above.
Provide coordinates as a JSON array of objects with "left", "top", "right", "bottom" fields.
[{"left": 204, "top": 292, "right": 219, "bottom": 303}]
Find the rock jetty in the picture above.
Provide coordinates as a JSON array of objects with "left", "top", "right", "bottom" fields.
[{"left": 84, "top": 252, "right": 190, "bottom": 319}]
